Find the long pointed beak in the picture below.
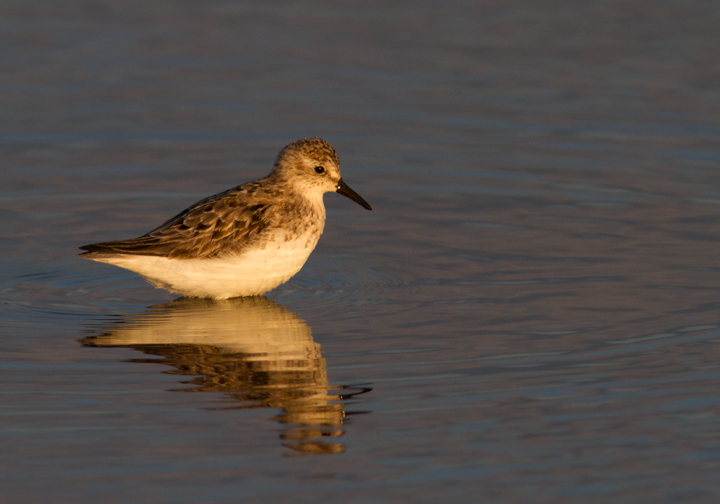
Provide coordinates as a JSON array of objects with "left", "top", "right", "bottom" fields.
[{"left": 336, "top": 178, "right": 372, "bottom": 210}]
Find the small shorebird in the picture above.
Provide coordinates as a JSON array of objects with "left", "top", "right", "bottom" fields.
[{"left": 79, "top": 138, "right": 371, "bottom": 299}]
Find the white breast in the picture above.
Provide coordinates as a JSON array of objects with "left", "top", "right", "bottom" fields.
[{"left": 95, "top": 229, "right": 321, "bottom": 299}]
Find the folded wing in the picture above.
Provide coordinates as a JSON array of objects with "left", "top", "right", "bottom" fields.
[{"left": 79, "top": 193, "right": 274, "bottom": 259}]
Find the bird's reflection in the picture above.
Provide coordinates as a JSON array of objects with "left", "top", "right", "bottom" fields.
[{"left": 81, "top": 296, "right": 370, "bottom": 455}]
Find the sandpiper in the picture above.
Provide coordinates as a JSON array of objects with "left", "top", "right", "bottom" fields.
[{"left": 79, "top": 138, "right": 371, "bottom": 299}]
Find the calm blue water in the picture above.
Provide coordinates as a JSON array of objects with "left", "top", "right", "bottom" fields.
[{"left": 2, "top": 1, "right": 720, "bottom": 503}]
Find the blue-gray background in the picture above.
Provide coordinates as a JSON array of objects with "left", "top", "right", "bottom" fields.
[{"left": 2, "top": 1, "right": 720, "bottom": 503}]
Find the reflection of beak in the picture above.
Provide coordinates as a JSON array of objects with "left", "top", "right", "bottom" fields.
[{"left": 336, "top": 178, "right": 372, "bottom": 210}]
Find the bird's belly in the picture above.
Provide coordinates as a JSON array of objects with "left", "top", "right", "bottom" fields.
[{"left": 97, "top": 238, "right": 317, "bottom": 299}]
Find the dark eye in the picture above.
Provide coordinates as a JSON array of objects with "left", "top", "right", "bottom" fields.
[{"left": 314, "top": 166, "right": 325, "bottom": 174}]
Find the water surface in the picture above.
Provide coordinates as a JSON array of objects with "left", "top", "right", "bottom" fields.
[{"left": 2, "top": 1, "right": 720, "bottom": 503}]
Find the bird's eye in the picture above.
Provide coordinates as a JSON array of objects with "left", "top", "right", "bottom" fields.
[{"left": 314, "top": 166, "right": 325, "bottom": 174}]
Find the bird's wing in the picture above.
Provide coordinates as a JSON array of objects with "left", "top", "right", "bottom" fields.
[{"left": 79, "top": 190, "right": 275, "bottom": 259}]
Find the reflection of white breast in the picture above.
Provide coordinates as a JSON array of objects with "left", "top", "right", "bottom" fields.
[
  {"left": 96, "top": 227, "right": 322, "bottom": 299},
  {"left": 87, "top": 297, "right": 319, "bottom": 365}
]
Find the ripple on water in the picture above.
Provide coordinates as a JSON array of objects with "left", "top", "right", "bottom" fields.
[
  {"left": 0, "top": 269, "right": 160, "bottom": 331},
  {"left": 0, "top": 262, "right": 422, "bottom": 333},
  {"left": 275, "top": 267, "right": 416, "bottom": 308},
  {"left": 0, "top": 261, "right": 629, "bottom": 346}
]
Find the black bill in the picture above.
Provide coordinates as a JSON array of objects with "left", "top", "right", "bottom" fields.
[{"left": 336, "top": 178, "right": 372, "bottom": 210}]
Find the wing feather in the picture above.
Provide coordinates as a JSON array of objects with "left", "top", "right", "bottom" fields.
[{"left": 79, "top": 188, "right": 276, "bottom": 259}]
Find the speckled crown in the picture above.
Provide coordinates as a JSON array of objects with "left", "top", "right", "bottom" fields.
[{"left": 273, "top": 137, "right": 340, "bottom": 171}]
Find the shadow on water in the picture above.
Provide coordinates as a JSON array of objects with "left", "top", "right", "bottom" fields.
[{"left": 80, "top": 296, "right": 372, "bottom": 456}]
